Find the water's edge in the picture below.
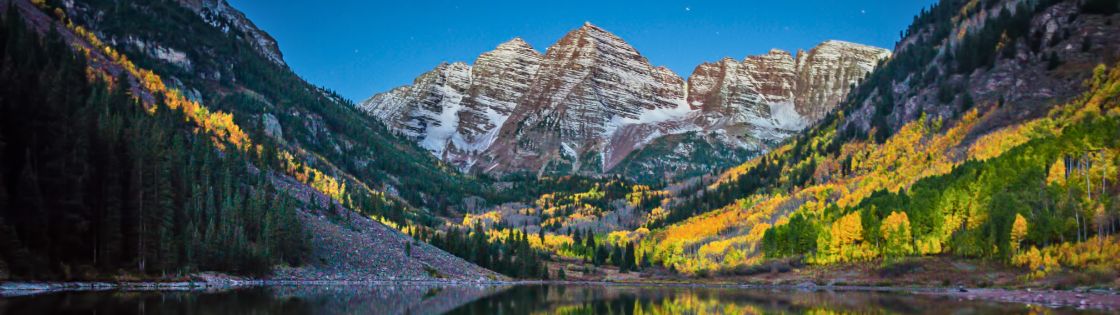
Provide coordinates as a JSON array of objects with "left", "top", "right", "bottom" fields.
[{"left": 2, "top": 279, "right": 1118, "bottom": 310}]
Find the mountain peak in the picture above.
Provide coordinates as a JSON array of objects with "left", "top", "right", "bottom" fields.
[
  {"left": 767, "top": 48, "right": 791, "bottom": 56},
  {"left": 552, "top": 21, "right": 637, "bottom": 56},
  {"left": 813, "top": 39, "right": 892, "bottom": 56},
  {"left": 819, "top": 39, "right": 858, "bottom": 46},
  {"left": 573, "top": 21, "right": 613, "bottom": 36},
  {"left": 496, "top": 37, "right": 535, "bottom": 51}
]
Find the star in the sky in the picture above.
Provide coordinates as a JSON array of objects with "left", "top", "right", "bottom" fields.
[{"left": 860, "top": 9, "right": 867, "bottom": 14}]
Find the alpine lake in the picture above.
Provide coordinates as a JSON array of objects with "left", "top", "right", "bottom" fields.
[{"left": 0, "top": 283, "right": 1110, "bottom": 314}]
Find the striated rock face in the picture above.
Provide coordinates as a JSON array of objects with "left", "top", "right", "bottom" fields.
[
  {"left": 480, "top": 23, "right": 691, "bottom": 174},
  {"left": 362, "top": 23, "right": 889, "bottom": 178},
  {"left": 451, "top": 38, "right": 543, "bottom": 167},
  {"left": 793, "top": 40, "right": 891, "bottom": 122},
  {"left": 687, "top": 50, "right": 803, "bottom": 145},
  {"left": 687, "top": 41, "right": 890, "bottom": 143}
]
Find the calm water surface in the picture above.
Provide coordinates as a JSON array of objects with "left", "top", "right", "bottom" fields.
[{"left": 0, "top": 284, "right": 1106, "bottom": 314}]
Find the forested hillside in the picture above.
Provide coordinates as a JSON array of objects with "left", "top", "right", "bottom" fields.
[
  {"left": 0, "top": 2, "right": 307, "bottom": 278},
  {"left": 635, "top": 0, "right": 1120, "bottom": 281},
  {"left": 0, "top": 0, "right": 525, "bottom": 280}
]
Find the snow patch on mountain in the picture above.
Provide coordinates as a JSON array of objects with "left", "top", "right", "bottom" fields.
[
  {"left": 420, "top": 80, "right": 468, "bottom": 156},
  {"left": 768, "top": 101, "right": 808, "bottom": 130}
]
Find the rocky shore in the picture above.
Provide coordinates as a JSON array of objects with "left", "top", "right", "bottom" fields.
[
  {"left": 932, "top": 287, "right": 1120, "bottom": 311},
  {"left": 0, "top": 276, "right": 512, "bottom": 297}
]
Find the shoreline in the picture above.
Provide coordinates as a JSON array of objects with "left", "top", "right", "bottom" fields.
[
  {"left": 0, "top": 278, "right": 516, "bottom": 297},
  {"left": 2, "top": 278, "right": 1117, "bottom": 310}
]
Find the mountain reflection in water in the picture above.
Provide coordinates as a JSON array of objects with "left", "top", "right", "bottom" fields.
[{"left": 0, "top": 284, "right": 1108, "bottom": 314}]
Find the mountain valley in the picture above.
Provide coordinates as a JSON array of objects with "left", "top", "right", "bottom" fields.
[{"left": 0, "top": 0, "right": 1118, "bottom": 303}]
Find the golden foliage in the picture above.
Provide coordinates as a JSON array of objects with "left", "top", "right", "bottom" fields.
[
  {"left": 882, "top": 211, "right": 911, "bottom": 240},
  {"left": 645, "top": 206, "right": 668, "bottom": 225},
  {"left": 54, "top": 6, "right": 258, "bottom": 152},
  {"left": 607, "top": 230, "right": 646, "bottom": 246},
  {"left": 967, "top": 120, "right": 1049, "bottom": 161},
  {"left": 462, "top": 210, "right": 503, "bottom": 228},
  {"left": 1010, "top": 214, "right": 1028, "bottom": 253},
  {"left": 280, "top": 151, "right": 346, "bottom": 201},
  {"left": 809, "top": 211, "right": 877, "bottom": 264},
  {"left": 1047, "top": 158, "right": 1067, "bottom": 185},
  {"left": 644, "top": 60, "right": 1120, "bottom": 272},
  {"left": 1012, "top": 246, "right": 1059, "bottom": 280},
  {"left": 882, "top": 211, "right": 914, "bottom": 257},
  {"left": 528, "top": 233, "right": 575, "bottom": 253},
  {"left": 831, "top": 212, "right": 863, "bottom": 248},
  {"left": 1013, "top": 236, "right": 1120, "bottom": 280},
  {"left": 834, "top": 111, "right": 979, "bottom": 209}
]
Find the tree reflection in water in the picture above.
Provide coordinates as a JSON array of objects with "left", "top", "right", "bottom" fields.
[{"left": 0, "top": 284, "right": 1108, "bottom": 315}]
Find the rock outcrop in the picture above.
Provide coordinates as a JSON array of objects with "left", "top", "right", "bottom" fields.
[{"left": 176, "top": 0, "right": 286, "bottom": 66}]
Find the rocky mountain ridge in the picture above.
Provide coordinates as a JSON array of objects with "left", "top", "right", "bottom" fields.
[
  {"left": 176, "top": 0, "right": 286, "bottom": 66},
  {"left": 360, "top": 23, "right": 889, "bottom": 179}
]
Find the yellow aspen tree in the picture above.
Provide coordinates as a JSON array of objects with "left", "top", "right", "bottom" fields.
[
  {"left": 830, "top": 212, "right": 863, "bottom": 249},
  {"left": 881, "top": 211, "right": 914, "bottom": 259},
  {"left": 1010, "top": 214, "right": 1028, "bottom": 253}
]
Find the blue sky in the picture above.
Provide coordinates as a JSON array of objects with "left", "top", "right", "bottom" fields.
[{"left": 229, "top": 0, "right": 938, "bottom": 102}]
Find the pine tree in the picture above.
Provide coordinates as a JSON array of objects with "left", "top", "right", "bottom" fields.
[
  {"left": 623, "top": 242, "right": 636, "bottom": 272},
  {"left": 1046, "top": 52, "right": 1061, "bottom": 70}
]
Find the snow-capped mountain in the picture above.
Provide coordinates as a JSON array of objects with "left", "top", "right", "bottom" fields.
[
  {"left": 360, "top": 23, "right": 889, "bottom": 178},
  {"left": 359, "top": 38, "right": 542, "bottom": 168}
]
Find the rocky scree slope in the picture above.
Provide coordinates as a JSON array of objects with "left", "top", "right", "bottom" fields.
[
  {"left": 269, "top": 175, "right": 503, "bottom": 281},
  {"left": 361, "top": 23, "right": 889, "bottom": 180}
]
